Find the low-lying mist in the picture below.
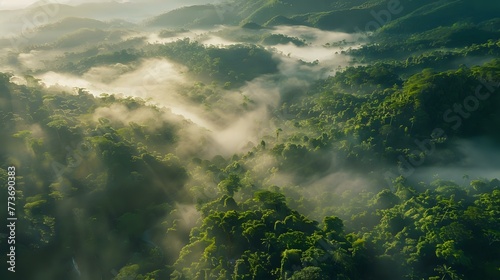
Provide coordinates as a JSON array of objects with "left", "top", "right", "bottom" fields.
[
  {"left": 2, "top": 1, "right": 500, "bottom": 279},
  {"left": 410, "top": 138, "right": 500, "bottom": 184},
  {"left": 21, "top": 23, "right": 363, "bottom": 158}
]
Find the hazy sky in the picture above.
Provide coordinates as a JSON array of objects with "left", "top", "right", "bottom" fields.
[
  {"left": 0, "top": 0, "right": 216, "bottom": 10},
  {"left": 0, "top": 0, "right": 129, "bottom": 10},
  {"left": 0, "top": 0, "right": 69, "bottom": 10},
  {"left": 0, "top": 0, "right": 34, "bottom": 10}
]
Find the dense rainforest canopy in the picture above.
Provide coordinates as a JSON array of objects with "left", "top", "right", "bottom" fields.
[{"left": 0, "top": 0, "right": 499, "bottom": 279}]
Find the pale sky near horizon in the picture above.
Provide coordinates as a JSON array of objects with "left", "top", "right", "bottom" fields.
[
  {"left": 0, "top": 0, "right": 67, "bottom": 10},
  {"left": 0, "top": 0, "right": 213, "bottom": 10},
  {"left": 0, "top": 0, "right": 124, "bottom": 10}
]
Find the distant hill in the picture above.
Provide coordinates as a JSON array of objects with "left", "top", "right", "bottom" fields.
[
  {"left": 5, "top": 17, "right": 129, "bottom": 48},
  {"left": 144, "top": 5, "right": 225, "bottom": 28},
  {"left": 143, "top": 0, "right": 500, "bottom": 35},
  {"left": 54, "top": 28, "right": 130, "bottom": 48},
  {"left": 379, "top": 0, "right": 500, "bottom": 35},
  {"left": 139, "top": 0, "right": 433, "bottom": 32},
  {"left": 263, "top": 15, "right": 303, "bottom": 27},
  {"left": 35, "top": 17, "right": 109, "bottom": 33},
  {"left": 141, "top": 0, "right": 347, "bottom": 29},
  {"left": 239, "top": 0, "right": 339, "bottom": 24},
  {"left": 0, "top": 0, "right": 209, "bottom": 27}
]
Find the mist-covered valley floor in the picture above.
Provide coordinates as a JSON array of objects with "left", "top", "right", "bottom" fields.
[{"left": 0, "top": 0, "right": 499, "bottom": 279}]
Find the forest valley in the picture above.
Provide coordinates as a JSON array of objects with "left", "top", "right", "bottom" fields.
[{"left": 0, "top": 0, "right": 499, "bottom": 279}]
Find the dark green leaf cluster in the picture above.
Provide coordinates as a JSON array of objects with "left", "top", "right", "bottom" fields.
[{"left": 149, "top": 39, "right": 279, "bottom": 87}]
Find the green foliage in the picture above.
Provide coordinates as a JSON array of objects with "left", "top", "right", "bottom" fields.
[
  {"left": 151, "top": 39, "right": 278, "bottom": 86},
  {"left": 146, "top": 5, "right": 229, "bottom": 28},
  {"left": 1, "top": 1, "right": 500, "bottom": 279},
  {"left": 59, "top": 49, "right": 140, "bottom": 74},
  {"left": 260, "top": 34, "right": 306, "bottom": 46}
]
